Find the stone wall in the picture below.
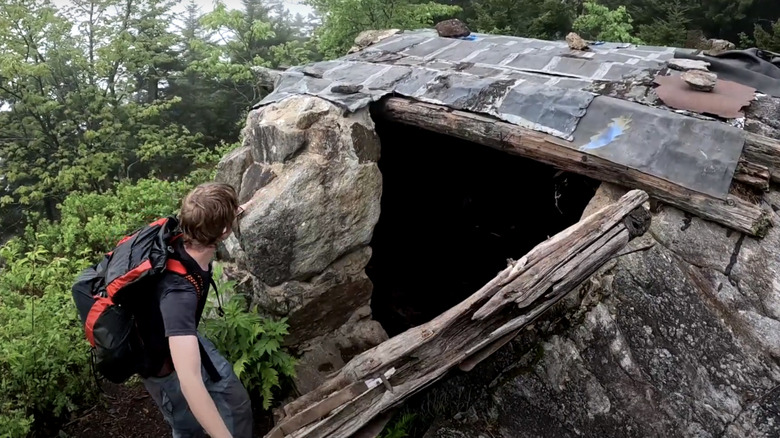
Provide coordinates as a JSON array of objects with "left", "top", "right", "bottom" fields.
[
  {"left": 418, "top": 95, "right": 780, "bottom": 438},
  {"left": 215, "top": 89, "right": 780, "bottom": 436},
  {"left": 215, "top": 95, "right": 388, "bottom": 394}
]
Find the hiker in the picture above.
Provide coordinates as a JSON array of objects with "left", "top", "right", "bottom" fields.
[{"left": 135, "top": 182, "right": 252, "bottom": 438}]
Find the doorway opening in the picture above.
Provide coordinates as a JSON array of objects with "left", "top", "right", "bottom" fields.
[{"left": 366, "top": 114, "right": 601, "bottom": 337}]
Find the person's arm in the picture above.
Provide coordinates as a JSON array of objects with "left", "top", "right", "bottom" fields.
[
  {"left": 160, "top": 278, "right": 231, "bottom": 437},
  {"left": 169, "top": 335, "right": 232, "bottom": 438}
]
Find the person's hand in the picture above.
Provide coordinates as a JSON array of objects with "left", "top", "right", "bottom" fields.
[{"left": 238, "top": 199, "right": 252, "bottom": 216}]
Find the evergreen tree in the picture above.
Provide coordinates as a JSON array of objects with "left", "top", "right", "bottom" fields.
[
  {"left": 305, "top": 0, "right": 461, "bottom": 58},
  {"left": 471, "top": 0, "right": 574, "bottom": 40}
]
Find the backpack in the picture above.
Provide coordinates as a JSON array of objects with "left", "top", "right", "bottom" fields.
[{"left": 72, "top": 216, "right": 222, "bottom": 384}]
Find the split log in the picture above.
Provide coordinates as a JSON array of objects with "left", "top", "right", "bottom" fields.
[
  {"left": 266, "top": 189, "right": 651, "bottom": 438},
  {"left": 734, "top": 159, "right": 770, "bottom": 191},
  {"left": 743, "top": 132, "right": 780, "bottom": 184},
  {"left": 375, "top": 97, "right": 772, "bottom": 237}
]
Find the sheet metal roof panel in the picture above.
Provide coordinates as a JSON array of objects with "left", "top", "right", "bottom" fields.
[
  {"left": 320, "top": 62, "right": 388, "bottom": 83},
  {"left": 363, "top": 65, "right": 413, "bottom": 90},
  {"left": 571, "top": 96, "right": 744, "bottom": 198},
  {"left": 370, "top": 33, "right": 433, "bottom": 53},
  {"left": 497, "top": 83, "right": 593, "bottom": 137},
  {"left": 466, "top": 48, "right": 521, "bottom": 65},
  {"left": 653, "top": 74, "right": 756, "bottom": 119},
  {"left": 257, "top": 30, "right": 748, "bottom": 197},
  {"left": 401, "top": 38, "right": 459, "bottom": 58}
]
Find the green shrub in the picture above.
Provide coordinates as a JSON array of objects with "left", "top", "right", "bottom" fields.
[
  {"left": 0, "top": 176, "right": 196, "bottom": 436},
  {"left": 0, "top": 172, "right": 296, "bottom": 435},
  {"left": 573, "top": 2, "right": 644, "bottom": 44},
  {"left": 26, "top": 178, "right": 193, "bottom": 260},
  {"left": 0, "top": 246, "right": 93, "bottom": 436},
  {"left": 201, "top": 264, "right": 297, "bottom": 410}
]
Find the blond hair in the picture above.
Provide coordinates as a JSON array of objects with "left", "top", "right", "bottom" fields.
[{"left": 179, "top": 182, "right": 239, "bottom": 247}]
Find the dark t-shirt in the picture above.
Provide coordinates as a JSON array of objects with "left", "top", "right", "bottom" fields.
[{"left": 132, "top": 239, "right": 211, "bottom": 377}]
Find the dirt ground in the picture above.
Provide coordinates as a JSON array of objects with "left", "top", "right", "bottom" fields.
[
  {"left": 60, "top": 381, "right": 168, "bottom": 438},
  {"left": 60, "top": 380, "right": 274, "bottom": 437}
]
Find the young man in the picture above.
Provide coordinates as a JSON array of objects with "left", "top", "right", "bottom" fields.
[{"left": 136, "top": 182, "right": 253, "bottom": 438}]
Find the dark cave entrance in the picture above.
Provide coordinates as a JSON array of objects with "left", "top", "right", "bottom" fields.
[{"left": 366, "top": 112, "right": 602, "bottom": 337}]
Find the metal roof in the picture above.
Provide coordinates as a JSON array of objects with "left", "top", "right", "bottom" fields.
[{"left": 256, "top": 30, "right": 752, "bottom": 199}]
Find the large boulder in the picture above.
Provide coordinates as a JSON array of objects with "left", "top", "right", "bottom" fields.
[
  {"left": 421, "top": 183, "right": 780, "bottom": 438},
  {"left": 250, "top": 247, "right": 376, "bottom": 346},
  {"left": 217, "top": 95, "right": 387, "bottom": 393},
  {"left": 238, "top": 154, "right": 381, "bottom": 286},
  {"left": 292, "top": 307, "right": 388, "bottom": 394},
  {"left": 233, "top": 95, "right": 382, "bottom": 286},
  {"left": 215, "top": 146, "right": 253, "bottom": 194}
]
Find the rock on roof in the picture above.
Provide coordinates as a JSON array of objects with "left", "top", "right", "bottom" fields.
[{"left": 256, "top": 29, "right": 756, "bottom": 199}]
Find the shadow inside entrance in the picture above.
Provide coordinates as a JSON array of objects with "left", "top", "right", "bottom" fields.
[{"left": 367, "top": 116, "right": 600, "bottom": 337}]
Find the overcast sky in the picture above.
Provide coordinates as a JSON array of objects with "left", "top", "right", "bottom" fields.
[
  {"left": 189, "top": 0, "right": 313, "bottom": 16},
  {"left": 51, "top": 0, "right": 314, "bottom": 18}
]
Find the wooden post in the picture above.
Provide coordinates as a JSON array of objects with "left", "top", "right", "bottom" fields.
[
  {"left": 266, "top": 190, "right": 652, "bottom": 438},
  {"left": 375, "top": 97, "right": 773, "bottom": 237}
]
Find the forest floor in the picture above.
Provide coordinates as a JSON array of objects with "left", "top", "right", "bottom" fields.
[
  {"left": 60, "top": 381, "right": 167, "bottom": 438},
  {"left": 60, "top": 380, "right": 275, "bottom": 437}
]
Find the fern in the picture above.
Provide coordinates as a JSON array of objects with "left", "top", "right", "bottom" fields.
[
  {"left": 201, "top": 264, "right": 297, "bottom": 410},
  {"left": 379, "top": 413, "right": 417, "bottom": 438}
]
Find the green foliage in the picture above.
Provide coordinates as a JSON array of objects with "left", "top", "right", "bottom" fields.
[
  {"left": 0, "top": 0, "right": 313, "bottom": 434},
  {"left": 636, "top": 1, "right": 690, "bottom": 47},
  {"left": 573, "top": 2, "right": 643, "bottom": 44},
  {"left": 189, "top": 0, "right": 318, "bottom": 107},
  {"left": 0, "top": 0, "right": 207, "bottom": 217},
  {"left": 0, "top": 176, "right": 196, "bottom": 436},
  {"left": 0, "top": 255, "right": 91, "bottom": 435},
  {"left": 753, "top": 19, "right": 780, "bottom": 52},
  {"left": 201, "top": 264, "right": 297, "bottom": 410},
  {"left": 306, "top": 0, "right": 461, "bottom": 58},
  {"left": 379, "top": 412, "right": 417, "bottom": 438},
  {"left": 270, "top": 39, "right": 321, "bottom": 68},
  {"left": 472, "top": 0, "right": 574, "bottom": 40}
]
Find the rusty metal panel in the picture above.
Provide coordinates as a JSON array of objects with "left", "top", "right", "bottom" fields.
[{"left": 654, "top": 74, "right": 756, "bottom": 119}]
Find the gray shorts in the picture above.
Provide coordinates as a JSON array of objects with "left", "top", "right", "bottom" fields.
[{"left": 142, "top": 333, "right": 253, "bottom": 438}]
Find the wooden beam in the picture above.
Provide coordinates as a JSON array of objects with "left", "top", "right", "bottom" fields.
[
  {"left": 266, "top": 190, "right": 651, "bottom": 438},
  {"left": 735, "top": 159, "right": 770, "bottom": 191},
  {"left": 375, "top": 97, "right": 773, "bottom": 237},
  {"left": 744, "top": 132, "right": 780, "bottom": 184}
]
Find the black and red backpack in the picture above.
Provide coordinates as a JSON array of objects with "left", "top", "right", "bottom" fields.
[{"left": 72, "top": 216, "right": 221, "bottom": 384}]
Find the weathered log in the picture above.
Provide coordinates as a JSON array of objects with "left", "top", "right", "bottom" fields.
[
  {"left": 744, "top": 132, "right": 780, "bottom": 184},
  {"left": 266, "top": 190, "right": 651, "bottom": 438},
  {"left": 735, "top": 159, "right": 770, "bottom": 191},
  {"left": 375, "top": 97, "right": 772, "bottom": 237},
  {"left": 734, "top": 159, "right": 770, "bottom": 191}
]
